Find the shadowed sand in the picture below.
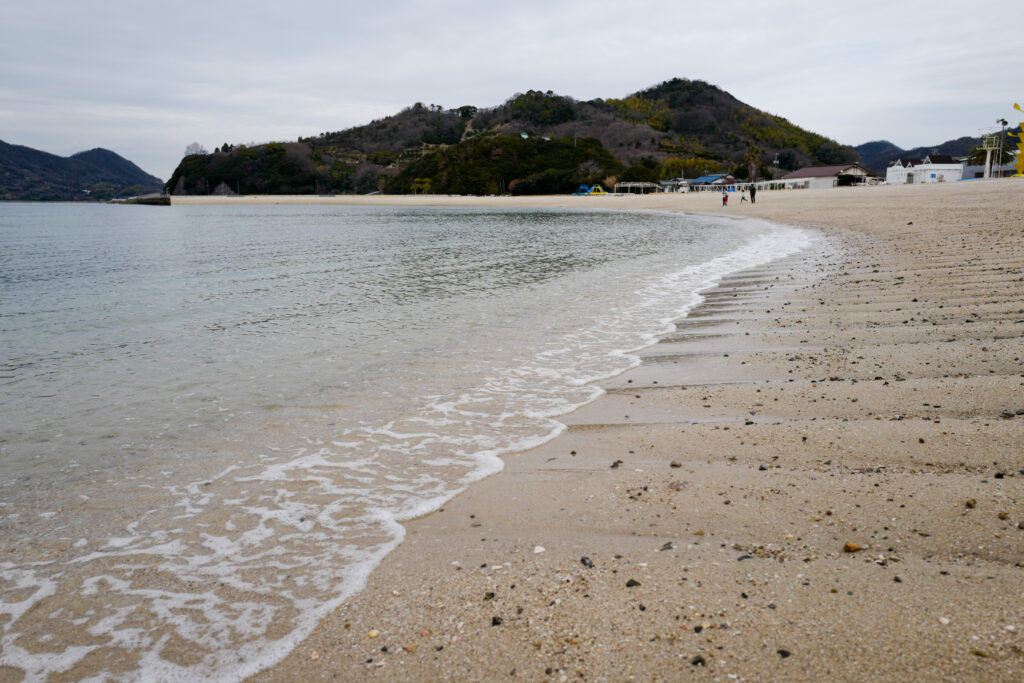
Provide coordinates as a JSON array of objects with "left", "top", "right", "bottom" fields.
[{"left": 245, "top": 181, "right": 1024, "bottom": 681}]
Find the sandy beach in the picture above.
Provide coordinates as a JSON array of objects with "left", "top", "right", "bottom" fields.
[{"left": 231, "top": 180, "right": 1024, "bottom": 681}]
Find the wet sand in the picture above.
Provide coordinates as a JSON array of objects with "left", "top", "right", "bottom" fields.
[{"left": 246, "top": 180, "right": 1024, "bottom": 681}]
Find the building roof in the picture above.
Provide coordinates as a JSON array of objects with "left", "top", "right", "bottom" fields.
[
  {"left": 893, "top": 158, "right": 923, "bottom": 167},
  {"left": 922, "top": 154, "right": 956, "bottom": 164},
  {"left": 690, "top": 173, "right": 733, "bottom": 184},
  {"left": 782, "top": 164, "right": 874, "bottom": 179}
]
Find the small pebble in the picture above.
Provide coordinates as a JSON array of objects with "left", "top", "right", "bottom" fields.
[
  {"left": 626, "top": 579, "right": 641, "bottom": 587},
  {"left": 533, "top": 545, "right": 545, "bottom": 554},
  {"left": 843, "top": 542, "right": 862, "bottom": 553},
  {"left": 691, "top": 655, "right": 706, "bottom": 666},
  {"left": 777, "top": 649, "right": 791, "bottom": 658},
  {"left": 580, "top": 556, "right": 594, "bottom": 568},
  {"left": 670, "top": 461, "right": 682, "bottom": 468},
  {"left": 492, "top": 616, "right": 503, "bottom": 626}
]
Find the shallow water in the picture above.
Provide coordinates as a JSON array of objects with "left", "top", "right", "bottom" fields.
[{"left": 0, "top": 203, "right": 812, "bottom": 680}]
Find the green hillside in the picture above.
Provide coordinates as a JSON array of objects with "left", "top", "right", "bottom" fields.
[
  {"left": 0, "top": 141, "right": 163, "bottom": 201},
  {"left": 166, "top": 78, "right": 860, "bottom": 196}
]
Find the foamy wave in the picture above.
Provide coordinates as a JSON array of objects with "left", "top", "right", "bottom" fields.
[{"left": 0, "top": 215, "right": 814, "bottom": 681}]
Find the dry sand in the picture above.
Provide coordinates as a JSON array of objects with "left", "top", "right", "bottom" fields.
[{"left": 240, "top": 180, "right": 1024, "bottom": 681}]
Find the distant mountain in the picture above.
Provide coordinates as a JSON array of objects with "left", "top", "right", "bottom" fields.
[
  {"left": 855, "top": 136, "right": 980, "bottom": 174},
  {"left": 0, "top": 141, "right": 163, "bottom": 201},
  {"left": 166, "top": 78, "right": 860, "bottom": 196}
]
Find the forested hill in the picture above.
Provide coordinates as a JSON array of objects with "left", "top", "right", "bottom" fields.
[
  {"left": 166, "top": 78, "right": 861, "bottom": 196},
  {"left": 855, "top": 137, "right": 978, "bottom": 173},
  {"left": 0, "top": 141, "right": 163, "bottom": 201}
]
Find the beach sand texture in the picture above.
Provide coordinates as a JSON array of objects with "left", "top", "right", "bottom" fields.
[{"left": 239, "top": 181, "right": 1024, "bottom": 681}]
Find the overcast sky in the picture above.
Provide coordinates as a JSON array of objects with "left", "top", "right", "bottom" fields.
[{"left": 2, "top": 0, "right": 1019, "bottom": 179}]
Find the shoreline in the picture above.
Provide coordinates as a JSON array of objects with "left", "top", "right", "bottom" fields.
[{"left": 245, "top": 180, "right": 1024, "bottom": 680}]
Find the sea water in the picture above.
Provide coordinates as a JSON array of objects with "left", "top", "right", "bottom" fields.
[{"left": 0, "top": 202, "right": 812, "bottom": 680}]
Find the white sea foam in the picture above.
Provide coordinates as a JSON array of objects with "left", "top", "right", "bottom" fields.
[{"left": 0, "top": 206, "right": 815, "bottom": 681}]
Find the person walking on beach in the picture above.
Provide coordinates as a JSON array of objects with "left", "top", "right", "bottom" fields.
[
  {"left": 741, "top": 190, "right": 748, "bottom": 203},
  {"left": 750, "top": 184, "right": 757, "bottom": 204},
  {"left": 722, "top": 191, "right": 728, "bottom": 206}
]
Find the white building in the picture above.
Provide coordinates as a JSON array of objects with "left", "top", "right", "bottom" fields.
[
  {"left": 781, "top": 164, "right": 876, "bottom": 189},
  {"left": 961, "top": 159, "right": 1016, "bottom": 179},
  {"left": 886, "top": 155, "right": 962, "bottom": 184}
]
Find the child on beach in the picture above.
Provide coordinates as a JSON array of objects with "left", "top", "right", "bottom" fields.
[{"left": 722, "top": 192, "right": 729, "bottom": 206}]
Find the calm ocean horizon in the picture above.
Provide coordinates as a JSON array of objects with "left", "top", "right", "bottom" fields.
[{"left": 0, "top": 202, "right": 812, "bottom": 680}]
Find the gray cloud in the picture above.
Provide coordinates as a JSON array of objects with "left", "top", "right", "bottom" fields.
[{"left": 2, "top": 0, "right": 1018, "bottom": 179}]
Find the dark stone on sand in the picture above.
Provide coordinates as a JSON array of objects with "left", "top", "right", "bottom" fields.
[
  {"left": 894, "top": 576, "right": 902, "bottom": 582},
  {"left": 611, "top": 460, "right": 623, "bottom": 468},
  {"left": 491, "top": 616, "right": 503, "bottom": 626},
  {"left": 581, "top": 556, "right": 594, "bottom": 568},
  {"left": 995, "top": 472, "right": 1005, "bottom": 479},
  {"left": 626, "top": 579, "right": 641, "bottom": 587},
  {"left": 778, "top": 649, "right": 791, "bottom": 658},
  {"left": 691, "top": 655, "right": 706, "bottom": 666},
  {"left": 737, "top": 555, "right": 754, "bottom": 561},
  {"left": 759, "top": 464, "right": 768, "bottom": 471}
]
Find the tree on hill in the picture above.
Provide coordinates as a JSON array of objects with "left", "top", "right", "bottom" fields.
[
  {"left": 386, "top": 134, "right": 622, "bottom": 196},
  {"left": 165, "top": 77, "right": 865, "bottom": 196}
]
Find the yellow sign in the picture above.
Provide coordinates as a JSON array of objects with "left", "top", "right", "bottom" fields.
[{"left": 1012, "top": 103, "right": 1024, "bottom": 177}]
